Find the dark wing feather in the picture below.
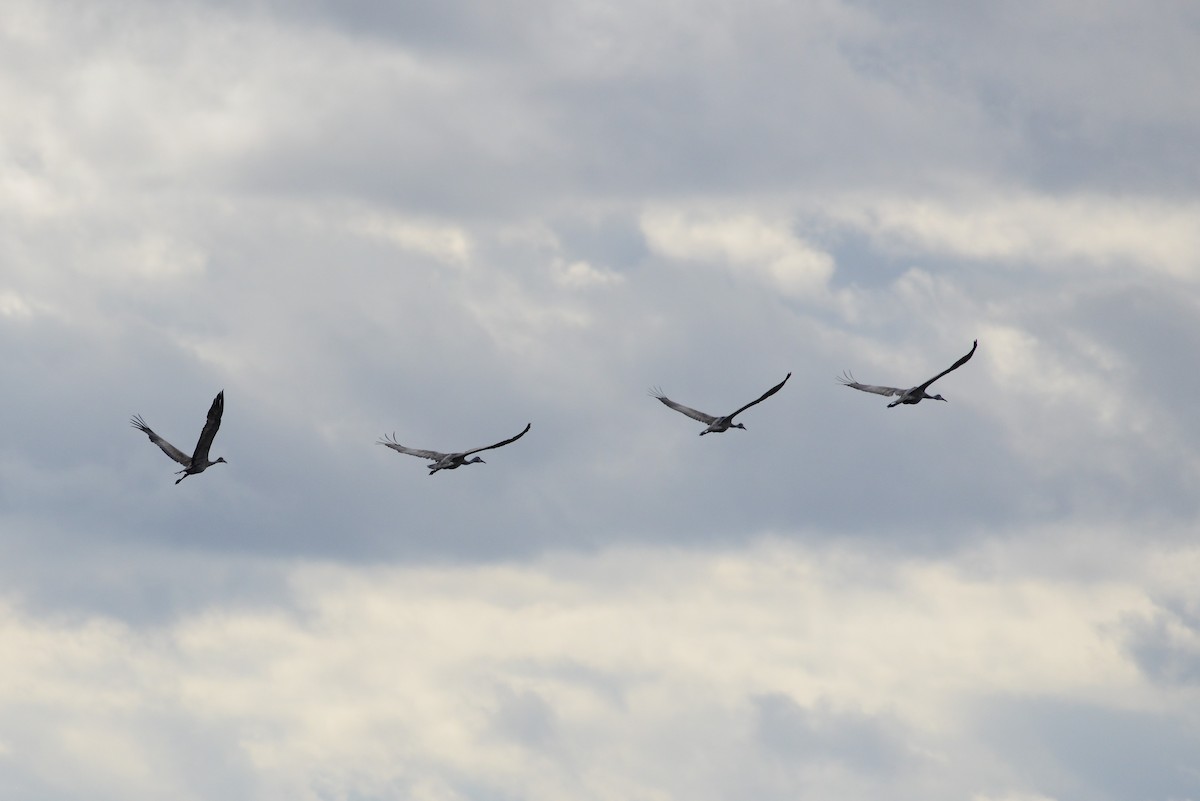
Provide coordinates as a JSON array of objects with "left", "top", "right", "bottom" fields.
[
  {"left": 461, "top": 423, "right": 532, "bottom": 457},
  {"left": 914, "top": 340, "right": 978, "bottom": 392},
  {"left": 650, "top": 388, "right": 718, "bottom": 425},
  {"left": 729, "top": 373, "right": 791, "bottom": 418},
  {"left": 837, "top": 372, "right": 904, "bottom": 397},
  {"left": 130, "top": 415, "right": 192, "bottom": 466},
  {"left": 377, "top": 434, "right": 447, "bottom": 461},
  {"left": 191, "top": 391, "right": 224, "bottom": 464}
]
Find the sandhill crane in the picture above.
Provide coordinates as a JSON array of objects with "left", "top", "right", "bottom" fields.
[
  {"left": 651, "top": 373, "right": 791, "bottom": 435},
  {"left": 838, "top": 340, "right": 977, "bottom": 407},
  {"left": 378, "top": 423, "right": 531, "bottom": 474},
  {"left": 131, "top": 390, "right": 227, "bottom": 484}
]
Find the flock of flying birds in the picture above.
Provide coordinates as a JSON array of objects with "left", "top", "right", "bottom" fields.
[{"left": 131, "top": 340, "right": 979, "bottom": 482}]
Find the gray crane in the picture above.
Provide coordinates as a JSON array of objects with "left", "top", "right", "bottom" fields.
[
  {"left": 379, "top": 423, "right": 531, "bottom": 474},
  {"left": 131, "top": 390, "right": 227, "bottom": 483},
  {"left": 651, "top": 373, "right": 791, "bottom": 435},
  {"left": 838, "top": 340, "right": 977, "bottom": 407}
]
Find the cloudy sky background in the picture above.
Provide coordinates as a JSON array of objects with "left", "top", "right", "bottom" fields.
[{"left": 3, "top": 1, "right": 1200, "bottom": 798}]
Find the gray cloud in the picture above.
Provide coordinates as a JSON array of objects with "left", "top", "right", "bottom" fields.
[
  {"left": 753, "top": 693, "right": 909, "bottom": 774},
  {"left": 1121, "top": 599, "right": 1200, "bottom": 687},
  {"left": 976, "top": 695, "right": 1200, "bottom": 801},
  {"left": 3, "top": 1, "right": 1200, "bottom": 797},
  {"left": 488, "top": 685, "right": 559, "bottom": 750}
]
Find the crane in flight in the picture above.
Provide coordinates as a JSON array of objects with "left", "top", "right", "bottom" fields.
[
  {"left": 131, "top": 390, "right": 228, "bottom": 484},
  {"left": 379, "top": 423, "right": 531, "bottom": 474},
  {"left": 651, "top": 373, "right": 791, "bottom": 434},
  {"left": 838, "top": 340, "right": 977, "bottom": 407}
]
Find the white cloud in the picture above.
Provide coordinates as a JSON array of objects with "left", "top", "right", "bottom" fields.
[
  {"left": 641, "top": 209, "right": 835, "bottom": 298},
  {"left": 348, "top": 209, "right": 473, "bottom": 267},
  {"left": 981, "top": 322, "right": 1131, "bottom": 432},
  {"left": 553, "top": 258, "right": 625, "bottom": 288},
  {"left": 825, "top": 191, "right": 1200, "bottom": 279},
  {"left": 118, "top": 232, "right": 208, "bottom": 281},
  {"left": 0, "top": 538, "right": 1190, "bottom": 800},
  {"left": 0, "top": 290, "right": 37, "bottom": 319}
]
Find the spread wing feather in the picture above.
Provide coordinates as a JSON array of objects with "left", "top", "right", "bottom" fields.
[
  {"left": 191, "top": 391, "right": 224, "bottom": 464},
  {"left": 729, "top": 373, "right": 791, "bottom": 418},
  {"left": 650, "top": 389, "right": 718, "bottom": 424},
  {"left": 836, "top": 372, "right": 904, "bottom": 397},
  {"left": 130, "top": 415, "right": 192, "bottom": 466},
  {"left": 460, "top": 423, "right": 532, "bottom": 457},
  {"left": 377, "top": 435, "right": 448, "bottom": 461},
  {"left": 914, "top": 340, "right": 978, "bottom": 392}
]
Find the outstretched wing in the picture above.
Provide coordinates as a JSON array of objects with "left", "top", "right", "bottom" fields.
[
  {"left": 836, "top": 372, "right": 904, "bottom": 397},
  {"left": 131, "top": 414, "right": 192, "bottom": 466},
  {"left": 915, "top": 340, "right": 978, "bottom": 392},
  {"left": 377, "top": 434, "right": 448, "bottom": 461},
  {"left": 729, "top": 373, "right": 791, "bottom": 418},
  {"left": 461, "top": 423, "right": 532, "bottom": 457},
  {"left": 191, "top": 390, "right": 224, "bottom": 464},
  {"left": 650, "top": 388, "right": 718, "bottom": 425}
]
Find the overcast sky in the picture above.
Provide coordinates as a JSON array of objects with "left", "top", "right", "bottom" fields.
[{"left": 3, "top": 1, "right": 1200, "bottom": 799}]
